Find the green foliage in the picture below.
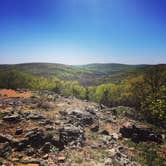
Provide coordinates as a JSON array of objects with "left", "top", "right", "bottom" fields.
[
  {"left": 0, "top": 70, "right": 33, "bottom": 89},
  {"left": 87, "top": 66, "right": 166, "bottom": 126},
  {"left": 141, "top": 85, "right": 166, "bottom": 122},
  {"left": 141, "top": 67, "right": 166, "bottom": 124},
  {"left": 94, "top": 84, "right": 114, "bottom": 106},
  {"left": 123, "top": 140, "right": 166, "bottom": 166}
]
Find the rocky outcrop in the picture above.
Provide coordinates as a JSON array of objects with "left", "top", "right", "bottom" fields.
[
  {"left": 0, "top": 128, "right": 58, "bottom": 154},
  {"left": 60, "top": 108, "right": 98, "bottom": 127},
  {"left": 23, "top": 128, "right": 54, "bottom": 148},
  {"left": 58, "top": 108, "right": 98, "bottom": 150},
  {"left": 59, "top": 125, "right": 85, "bottom": 149},
  {"left": 120, "top": 122, "right": 162, "bottom": 143}
]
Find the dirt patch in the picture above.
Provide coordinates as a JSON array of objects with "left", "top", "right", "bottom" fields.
[{"left": 0, "top": 89, "right": 31, "bottom": 99}]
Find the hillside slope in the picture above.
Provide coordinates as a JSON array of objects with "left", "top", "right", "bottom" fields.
[{"left": 0, "top": 89, "right": 165, "bottom": 165}]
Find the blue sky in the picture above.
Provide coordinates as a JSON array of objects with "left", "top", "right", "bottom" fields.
[{"left": 0, "top": 0, "right": 166, "bottom": 64}]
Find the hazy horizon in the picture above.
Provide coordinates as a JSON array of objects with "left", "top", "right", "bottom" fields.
[
  {"left": 0, "top": 61, "right": 165, "bottom": 66},
  {"left": 1, "top": 0, "right": 166, "bottom": 64}
]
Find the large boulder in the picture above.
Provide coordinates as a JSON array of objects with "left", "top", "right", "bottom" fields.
[
  {"left": 14, "top": 128, "right": 56, "bottom": 151},
  {"left": 24, "top": 128, "right": 53, "bottom": 148},
  {"left": 59, "top": 125, "right": 85, "bottom": 149},
  {"left": 120, "top": 122, "right": 162, "bottom": 143},
  {"left": 60, "top": 108, "right": 98, "bottom": 127}
]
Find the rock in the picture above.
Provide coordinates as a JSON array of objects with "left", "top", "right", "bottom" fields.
[
  {"left": 21, "top": 156, "right": 48, "bottom": 165},
  {"left": 0, "top": 111, "right": 10, "bottom": 118},
  {"left": 10, "top": 128, "right": 56, "bottom": 152},
  {"left": 27, "top": 114, "right": 44, "bottom": 120},
  {"left": 38, "top": 119, "right": 53, "bottom": 125},
  {"left": 43, "top": 154, "right": 49, "bottom": 160},
  {"left": 25, "top": 148, "right": 35, "bottom": 156},
  {"left": 17, "top": 154, "right": 23, "bottom": 159},
  {"left": 21, "top": 112, "right": 31, "bottom": 118},
  {"left": 90, "top": 144, "right": 99, "bottom": 149},
  {"left": 100, "top": 104, "right": 107, "bottom": 109},
  {"left": 15, "top": 128, "right": 23, "bottom": 135},
  {"left": 100, "top": 130, "right": 110, "bottom": 135},
  {"left": 107, "top": 148, "right": 117, "bottom": 157},
  {"left": 0, "top": 134, "right": 14, "bottom": 144},
  {"left": 120, "top": 122, "right": 162, "bottom": 143},
  {"left": 27, "top": 113, "right": 53, "bottom": 125},
  {"left": 60, "top": 108, "right": 98, "bottom": 127},
  {"left": 161, "top": 134, "right": 165, "bottom": 140},
  {"left": 24, "top": 128, "right": 52, "bottom": 148},
  {"left": 12, "top": 158, "right": 19, "bottom": 162},
  {"left": 20, "top": 158, "right": 41, "bottom": 166},
  {"left": 59, "top": 125, "right": 85, "bottom": 149},
  {"left": 101, "top": 135, "right": 116, "bottom": 146},
  {"left": 3, "top": 115, "right": 21, "bottom": 123},
  {"left": 41, "top": 142, "right": 52, "bottom": 153},
  {"left": 114, "top": 152, "right": 138, "bottom": 166},
  {"left": 104, "top": 158, "right": 113, "bottom": 165},
  {"left": 118, "top": 146, "right": 128, "bottom": 156},
  {"left": 54, "top": 120, "right": 61, "bottom": 125},
  {"left": 45, "top": 125, "right": 54, "bottom": 131},
  {"left": 90, "top": 123, "right": 99, "bottom": 132},
  {"left": 58, "top": 156, "right": 66, "bottom": 163},
  {"left": 120, "top": 122, "right": 135, "bottom": 137},
  {"left": 15, "top": 138, "right": 29, "bottom": 151},
  {"left": 0, "top": 142, "right": 12, "bottom": 158},
  {"left": 111, "top": 133, "right": 120, "bottom": 140}
]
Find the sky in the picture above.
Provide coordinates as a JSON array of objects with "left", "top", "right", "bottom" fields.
[{"left": 0, "top": 0, "right": 166, "bottom": 65}]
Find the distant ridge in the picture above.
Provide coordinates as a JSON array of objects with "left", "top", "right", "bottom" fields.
[{"left": 0, "top": 63, "right": 165, "bottom": 86}]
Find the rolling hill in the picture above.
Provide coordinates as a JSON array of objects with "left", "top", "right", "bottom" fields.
[{"left": 0, "top": 63, "right": 165, "bottom": 86}]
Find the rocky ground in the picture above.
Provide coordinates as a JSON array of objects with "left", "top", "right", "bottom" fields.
[{"left": 0, "top": 89, "right": 165, "bottom": 166}]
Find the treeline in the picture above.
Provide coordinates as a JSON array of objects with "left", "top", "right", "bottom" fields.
[
  {"left": 0, "top": 70, "right": 86, "bottom": 98},
  {"left": 0, "top": 66, "right": 166, "bottom": 126}
]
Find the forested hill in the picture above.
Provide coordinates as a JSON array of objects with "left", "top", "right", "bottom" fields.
[
  {"left": 79, "top": 63, "right": 147, "bottom": 74},
  {"left": 0, "top": 63, "right": 165, "bottom": 86}
]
